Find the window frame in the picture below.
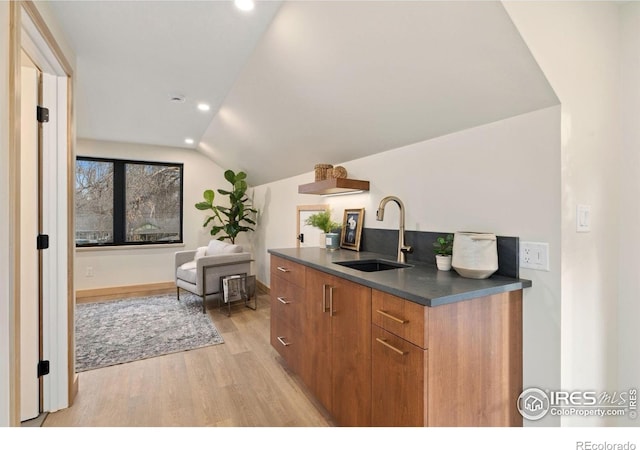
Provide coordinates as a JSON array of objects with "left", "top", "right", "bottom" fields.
[{"left": 75, "top": 156, "right": 184, "bottom": 248}]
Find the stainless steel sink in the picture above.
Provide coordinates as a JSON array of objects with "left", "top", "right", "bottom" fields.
[{"left": 334, "top": 259, "right": 411, "bottom": 272}]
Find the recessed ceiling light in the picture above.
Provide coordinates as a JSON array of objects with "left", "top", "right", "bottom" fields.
[
  {"left": 234, "top": 0, "right": 254, "bottom": 12},
  {"left": 197, "top": 103, "right": 211, "bottom": 112},
  {"left": 185, "top": 138, "right": 194, "bottom": 145}
]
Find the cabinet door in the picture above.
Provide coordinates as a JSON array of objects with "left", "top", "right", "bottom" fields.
[
  {"left": 330, "top": 276, "right": 372, "bottom": 427},
  {"left": 372, "top": 326, "right": 426, "bottom": 427},
  {"left": 301, "top": 268, "right": 333, "bottom": 412}
]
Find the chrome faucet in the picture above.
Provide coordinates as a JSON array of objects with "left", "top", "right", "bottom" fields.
[{"left": 376, "top": 196, "right": 413, "bottom": 263}]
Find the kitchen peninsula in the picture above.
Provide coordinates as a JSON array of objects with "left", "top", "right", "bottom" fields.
[{"left": 268, "top": 247, "right": 531, "bottom": 427}]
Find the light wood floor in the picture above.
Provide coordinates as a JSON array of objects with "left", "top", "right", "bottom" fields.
[{"left": 43, "top": 294, "right": 333, "bottom": 427}]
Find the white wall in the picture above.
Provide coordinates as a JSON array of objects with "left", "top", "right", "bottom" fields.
[
  {"left": 0, "top": 1, "right": 12, "bottom": 428},
  {"left": 504, "top": 1, "right": 622, "bottom": 426},
  {"left": 74, "top": 139, "right": 227, "bottom": 290},
  {"left": 253, "top": 106, "right": 562, "bottom": 426},
  {"left": 618, "top": 1, "right": 640, "bottom": 426},
  {"left": 248, "top": 172, "right": 322, "bottom": 284}
]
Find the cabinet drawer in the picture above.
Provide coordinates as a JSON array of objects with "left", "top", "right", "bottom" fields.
[
  {"left": 270, "top": 274, "right": 305, "bottom": 329},
  {"left": 372, "top": 289, "right": 428, "bottom": 349},
  {"left": 270, "top": 315, "right": 300, "bottom": 373},
  {"left": 271, "top": 255, "right": 306, "bottom": 288},
  {"left": 372, "top": 326, "right": 426, "bottom": 427}
]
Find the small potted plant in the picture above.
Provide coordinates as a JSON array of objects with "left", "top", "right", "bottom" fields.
[
  {"left": 305, "top": 210, "right": 341, "bottom": 250},
  {"left": 433, "top": 234, "right": 454, "bottom": 271}
]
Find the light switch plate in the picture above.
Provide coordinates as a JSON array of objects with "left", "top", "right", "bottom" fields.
[
  {"left": 577, "top": 205, "right": 591, "bottom": 232},
  {"left": 520, "top": 241, "right": 549, "bottom": 271}
]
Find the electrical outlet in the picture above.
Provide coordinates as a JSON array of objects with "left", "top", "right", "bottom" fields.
[
  {"left": 86, "top": 266, "right": 94, "bottom": 277},
  {"left": 520, "top": 242, "right": 549, "bottom": 271}
]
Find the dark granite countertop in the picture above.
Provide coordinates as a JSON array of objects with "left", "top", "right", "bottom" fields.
[{"left": 268, "top": 247, "right": 532, "bottom": 307}]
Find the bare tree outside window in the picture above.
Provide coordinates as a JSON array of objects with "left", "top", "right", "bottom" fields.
[
  {"left": 125, "top": 163, "right": 181, "bottom": 242},
  {"left": 75, "top": 157, "right": 183, "bottom": 247},
  {"left": 75, "top": 159, "right": 114, "bottom": 245}
]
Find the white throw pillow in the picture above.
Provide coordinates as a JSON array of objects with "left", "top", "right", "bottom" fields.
[
  {"left": 194, "top": 246, "right": 207, "bottom": 260},
  {"left": 206, "top": 240, "right": 243, "bottom": 255}
]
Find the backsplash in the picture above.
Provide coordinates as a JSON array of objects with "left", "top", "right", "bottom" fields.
[{"left": 360, "top": 228, "right": 520, "bottom": 278}]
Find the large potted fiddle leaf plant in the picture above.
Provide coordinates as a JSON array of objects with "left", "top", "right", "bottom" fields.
[{"left": 195, "top": 170, "right": 257, "bottom": 244}]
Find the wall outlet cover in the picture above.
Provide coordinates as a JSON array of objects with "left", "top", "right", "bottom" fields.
[{"left": 520, "top": 241, "right": 549, "bottom": 271}]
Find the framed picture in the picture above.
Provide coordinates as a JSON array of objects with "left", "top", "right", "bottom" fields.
[{"left": 341, "top": 208, "right": 364, "bottom": 251}]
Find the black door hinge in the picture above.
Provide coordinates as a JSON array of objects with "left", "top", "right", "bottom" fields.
[
  {"left": 37, "top": 360, "right": 50, "bottom": 377},
  {"left": 297, "top": 233, "right": 304, "bottom": 243},
  {"left": 37, "top": 234, "right": 49, "bottom": 250},
  {"left": 37, "top": 106, "right": 49, "bottom": 123}
]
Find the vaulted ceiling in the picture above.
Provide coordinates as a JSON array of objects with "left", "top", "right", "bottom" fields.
[{"left": 48, "top": 1, "right": 558, "bottom": 186}]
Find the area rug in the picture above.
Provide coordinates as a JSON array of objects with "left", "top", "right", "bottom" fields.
[{"left": 76, "top": 292, "right": 224, "bottom": 372}]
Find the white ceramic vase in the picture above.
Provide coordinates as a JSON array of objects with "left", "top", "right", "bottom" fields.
[{"left": 435, "top": 254, "right": 452, "bottom": 271}]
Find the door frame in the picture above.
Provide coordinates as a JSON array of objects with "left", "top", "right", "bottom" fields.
[
  {"left": 18, "top": 60, "right": 40, "bottom": 421},
  {"left": 8, "top": 1, "right": 75, "bottom": 426}
]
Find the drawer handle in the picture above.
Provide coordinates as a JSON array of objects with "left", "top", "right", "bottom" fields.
[
  {"left": 322, "top": 284, "right": 328, "bottom": 313},
  {"left": 376, "top": 309, "right": 408, "bottom": 324},
  {"left": 276, "top": 336, "right": 291, "bottom": 347},
  {"left": 376, "top": 337, "right": 407, "bottom": 355},
  {"left": 329, "top": 286, "right": 334, "bottom": 317},
  {"left": 276, "top": 266, "right": 290, "bottom": 273},
  {"left": 277, "top": 297, "right": 290, "bottom": 304}
]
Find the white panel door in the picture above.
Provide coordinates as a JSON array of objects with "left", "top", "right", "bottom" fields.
[
  {"left": 20, "top": 65, "right": 40, "bottom": 421},
  {"left": 299, "top": 210, "right": 324, "bottom": 247},
  {"left": 297, "top": 206, "right": 328, "bottom": 248}
]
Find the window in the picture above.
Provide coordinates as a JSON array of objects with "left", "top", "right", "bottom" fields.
[{"left": 75, "top": 157, "right": 183, "bottom": 247}]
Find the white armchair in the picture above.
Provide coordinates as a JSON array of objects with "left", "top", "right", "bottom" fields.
[{"left": 175, "top": 240, "right": 252, "bottom": 313}]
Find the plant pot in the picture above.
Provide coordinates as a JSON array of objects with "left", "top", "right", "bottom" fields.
[
  {"left": 326, "top": 232, "right": 340, "bottom": 251},
  {"left": 435, "top": 254, "right": 452, "bottom": 271}
]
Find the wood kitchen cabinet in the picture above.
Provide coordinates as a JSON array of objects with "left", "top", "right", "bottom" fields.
[
  {"left": 371, "top": 289, "right": 523, "bottom": 427},
  {"left": 304, "top": 267, "right": 372, "bottom": 427},
  {"left": 270, "top": 256, "right": 306, "bottom": 374},
  {"left": 372, "top": 291, "right": 428, "bottom": 426},
  {"left": 269, "top": 253, "right": 523, "bottom": 427},
  {"left": 372, "top": 327, "right": 426, "bottom": 426}
]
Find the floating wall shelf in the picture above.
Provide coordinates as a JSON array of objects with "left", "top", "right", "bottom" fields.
[{"left": 298, "top": 178, "right": 370, "bottom": 195}]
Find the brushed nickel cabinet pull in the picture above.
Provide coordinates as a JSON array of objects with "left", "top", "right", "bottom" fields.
[
  {"left": 329, "top": 286, "right": 335, "bottom": 317},
  {"left": 277, "top": 336, "right": 291, "bottom": 347},
  {"left": 276, "top": 266, "right": 290, "bottom": 273},
  {"left": 376, "top": 337, "right": 407, "bottom": 355},
  {"left": 277, "top": 297, "right": 290, "bottom": 304},
  {"left": 322, "top": 284, "right": 328, "bottom": 312},
  {"left": 376, "top": 309, "right": 408, "bottom": 324}
]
